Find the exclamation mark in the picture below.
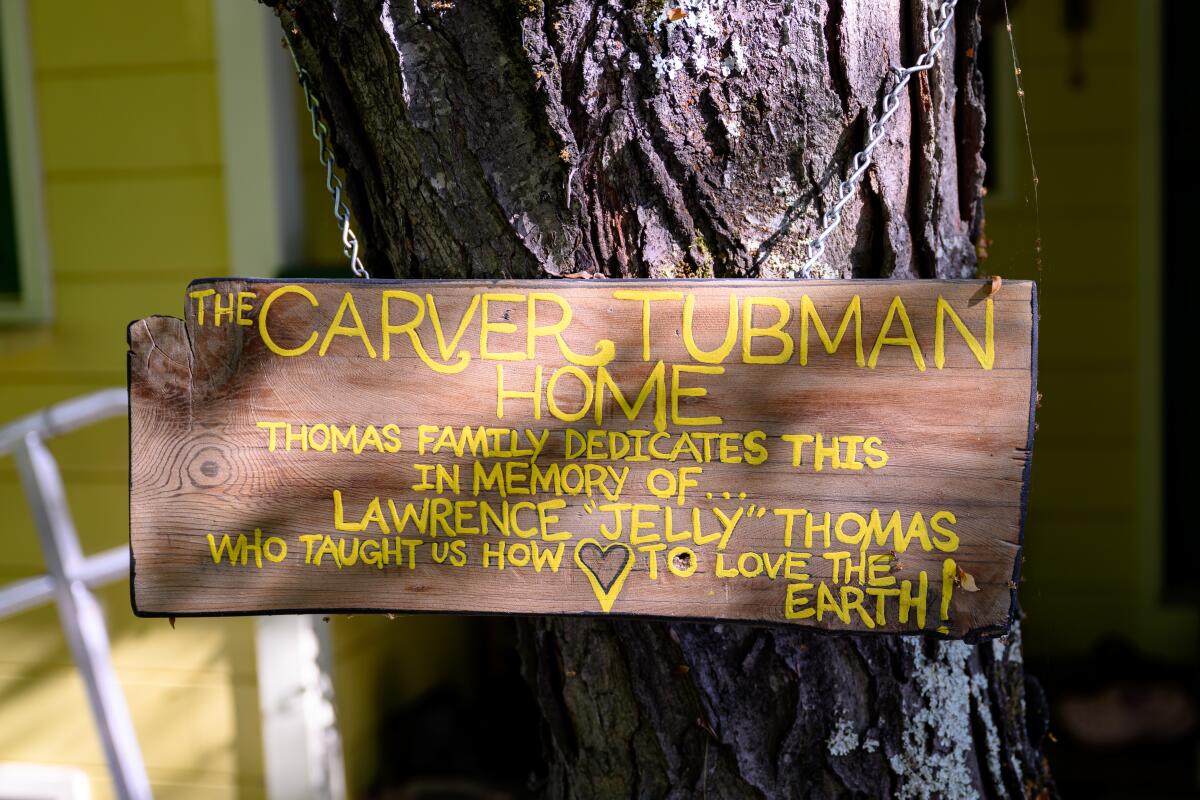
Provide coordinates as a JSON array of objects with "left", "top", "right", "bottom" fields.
[{"left": 938, "top": 558, "right": 956, "bottom": 635}]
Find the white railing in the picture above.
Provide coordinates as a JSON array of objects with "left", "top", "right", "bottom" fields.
[{"left": 0, "top": 389, "right": 151, "bottom": 800}]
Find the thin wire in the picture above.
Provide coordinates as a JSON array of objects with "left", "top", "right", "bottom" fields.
[
  {"left": 1001, "top": 0, "right": 1042, "bottom": 292},
  {"left": 795, "top": 0, "right": 959, "bottom": 278},
  {"left": 283, "top": 36, "right": 370, "bottom": 279}
]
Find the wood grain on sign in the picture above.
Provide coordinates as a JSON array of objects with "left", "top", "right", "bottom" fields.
[{"left": 128, "top": 279, "right": 1036, "bottom": 640}]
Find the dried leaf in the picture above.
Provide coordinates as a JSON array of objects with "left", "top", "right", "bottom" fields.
[
  {"left": 957, "top": 566, "right": 980, "bottom": 592},
  {"left": 168, "top": 616, "right": 176, "bottom": 630},
  {"left": 667, "top": 7, "right": 687, "bottom": 21}
]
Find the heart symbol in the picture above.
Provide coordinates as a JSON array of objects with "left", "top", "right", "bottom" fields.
[{"left": 573, "top": 538, "right": 635, "bottom": 613}]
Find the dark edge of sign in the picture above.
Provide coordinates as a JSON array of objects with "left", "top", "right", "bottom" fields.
[
  {"left": 126, "top": 317, "right": 139, "bottom": 617},
  {"left": 128, "top": 279, "right": 1033, "bottom": 644},
  {"left": 1008, "top": 281, "right": 1039, "bottom": 637},
  {"left": 126, "top": 604, "right": 998, "bottom": 644}
]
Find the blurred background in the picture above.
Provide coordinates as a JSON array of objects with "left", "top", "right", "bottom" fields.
[{"left": 0, "top": 0, "right": 1195, "bottom": 797}]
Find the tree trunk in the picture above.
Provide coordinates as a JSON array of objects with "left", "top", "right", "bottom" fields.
[{"left": 268, "top": 0, "right": 1055, "bottom": 796}]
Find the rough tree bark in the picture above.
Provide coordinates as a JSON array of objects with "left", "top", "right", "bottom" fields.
[{"left": 268, "top": 0, "right": 1055, "bottom": 796}]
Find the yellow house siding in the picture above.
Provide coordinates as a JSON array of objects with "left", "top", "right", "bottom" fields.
[
  {"left": 0, "top": 1, "right": 264, "bottom": 797},
  {"left": 28, "top": 1, "right": 215, "bottom": 72},
  {"left": 45, "top": 175, "right": 227, "bottom": 283}
]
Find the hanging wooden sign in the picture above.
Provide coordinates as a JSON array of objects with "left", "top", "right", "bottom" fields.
[{"left": 128, "top": 278, "right": 1036, "bottom": 640}]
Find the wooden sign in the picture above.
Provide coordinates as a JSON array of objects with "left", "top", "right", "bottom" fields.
[{"left": 128, "top": 279, "right": 1036, "bottom": 640}]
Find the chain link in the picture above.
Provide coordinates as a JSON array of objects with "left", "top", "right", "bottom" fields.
[
  {"left": 284, "top": 38, "right": 370, "bottom": 279},
  {"left": 794, "top": 0, "right": 958, "bottom": 278}
]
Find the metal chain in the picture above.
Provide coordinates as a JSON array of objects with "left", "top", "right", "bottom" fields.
[
  {"left": 284, "top": 38, "right": 370, "bottom": 279},
  {"left": 795, "top": 0, "right": 958, "bottom": 278}
]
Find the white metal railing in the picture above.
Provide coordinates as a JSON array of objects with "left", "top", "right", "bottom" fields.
[{"left": 0, "top": 388, "right": 151, "bottom": 800}]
